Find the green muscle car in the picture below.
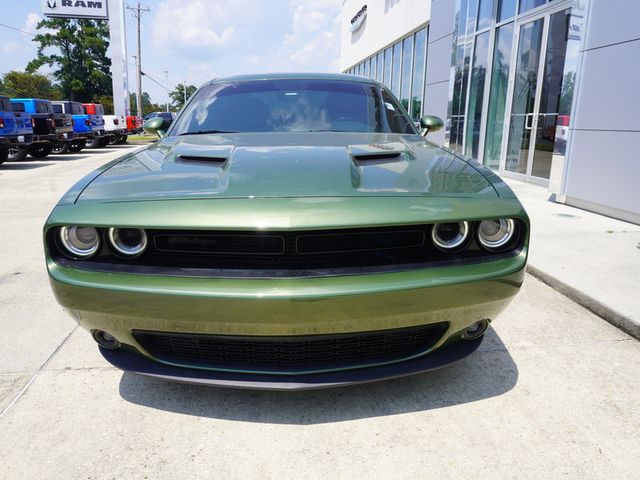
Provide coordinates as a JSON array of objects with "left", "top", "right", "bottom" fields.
[{"left": 44, "top": 74, "right": 528, "bottom": 390}]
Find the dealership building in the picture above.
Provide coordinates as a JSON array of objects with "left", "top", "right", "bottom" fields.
[{"left": 340, "top": 0, "right": 640, "bottom": 224}]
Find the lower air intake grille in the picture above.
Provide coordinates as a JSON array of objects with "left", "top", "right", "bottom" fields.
[{"left": 133, "top": 323, "right": 448, "bottom": 372}]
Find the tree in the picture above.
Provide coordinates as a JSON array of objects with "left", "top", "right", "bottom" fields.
[
  {"left": 26, "top": 18, "right": 112, "bottom": 102},
  {"left": 170, "top": 83, "right": 197, "bottom": 110},
  {"left": 0, "top": 71, "right": 63, "bottom": 99}
]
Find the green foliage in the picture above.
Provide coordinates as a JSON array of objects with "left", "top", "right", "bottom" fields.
[
  {"left": 170, "top": 83, "right": 197, "bottom": 110},
  {"left": 95, "top": 95, "right": 114, "bottom": 115},
  {"left": 0, "top": 71, "right": 63, "bottom": 99},
  {"left": 26, "top": 18, "right": 112, "bottom": 102}
]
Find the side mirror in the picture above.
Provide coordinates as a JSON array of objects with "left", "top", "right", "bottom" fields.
[
  {"left": 419, "top": 115, "right": 444, "bottom": 137},
  {"left": 143, "top": 117, "right": 170, "bottom": 138}
]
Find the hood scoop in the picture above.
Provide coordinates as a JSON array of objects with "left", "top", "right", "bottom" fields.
[
  {"left": 172, "top": 143, "right": 234, "bottom": 166},
  {"left": 348, "top": 141, "right": 412, "bottom": 163}
]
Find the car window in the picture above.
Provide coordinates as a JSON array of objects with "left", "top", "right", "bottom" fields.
[
  {"left": 381, "top": 89, "right": 416, "bottom": 134},
  {"left": 36, "top": 101, "right": 52, "bottom": 113},
  {"left": 71, "top": 103, "right": 84, "bottom": 115},
  {"left": 0, "top": 98, "right": 11, "bottom": 111},
  {"left": 170, "top": 79, "right": 416, "bottom": 135},
  {"left": 52, "top": 104, "right": 63, "bottom": 113},
  {"left": 96, "top": 105, "right": 104, "bottom": 115},
  {"left": 11, "top": 102, "right": 26, "bottom": 112}
]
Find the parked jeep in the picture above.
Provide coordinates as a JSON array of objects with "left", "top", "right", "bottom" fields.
[
  {"left": 52, "top": 101, "right": 106, "bottom": 153},
  {"left": 103, "top": 114, "right": 127, "bottom": 145},
  {"left": 0, "top": 95, "right": 34, "bottom": 163},
  {"left": 81, "top": 103, "right": 107, "bottom": 148},
  {"left": 8, "top": 98, "right": 59, "bottom": 161}
]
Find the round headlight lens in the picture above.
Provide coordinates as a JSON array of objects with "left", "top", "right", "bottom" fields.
[
  {"left": 107, "top": 227, "right": 147, "bottom": 256},
  {"left": 478, "top": 219, "right": 516, "bottom": 250},
  {"left": 59, "top": 226, "right": 100, "bottom": 258},
  {"left": 431, "top": 221, "right": 470, "bottom": 251}
]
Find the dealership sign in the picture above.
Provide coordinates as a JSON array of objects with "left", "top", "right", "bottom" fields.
[
  {"left": 42, "top": 0, "right": 109, "bottom": 20},
  {"left": 349, "top": 5, "right": 367, "bottom": 33}
]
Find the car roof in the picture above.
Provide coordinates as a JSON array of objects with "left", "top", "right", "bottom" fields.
[{"left": 208, "top": 73, "right": 381, "bottom": 86}]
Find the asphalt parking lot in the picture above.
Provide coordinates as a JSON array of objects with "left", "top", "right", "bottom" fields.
[{"left": 0, "top": 145, "right": 638, "bottom": 479}]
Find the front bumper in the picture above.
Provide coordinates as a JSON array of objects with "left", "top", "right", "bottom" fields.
[{"left": 48, "top": 252, "right": 525, "bottom": 385}]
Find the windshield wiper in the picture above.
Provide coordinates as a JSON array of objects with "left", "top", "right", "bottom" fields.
[{"left": 179, "top": 129, "right": 237, "bottom": 135}]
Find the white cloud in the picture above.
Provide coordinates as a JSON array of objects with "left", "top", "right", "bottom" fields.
[
  {"left": 152, "top": 0, "right": 235, "bottom": 49},
  {"left": 2, "top": 40, "right": 22, "bottom": 54},
  {"left": 23, "top": 12, "right": 41, "bottom": 35}
]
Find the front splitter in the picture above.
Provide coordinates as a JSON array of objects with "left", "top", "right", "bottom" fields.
[{"left": 100, "top": 337, "right": 483, "bottom": 391}]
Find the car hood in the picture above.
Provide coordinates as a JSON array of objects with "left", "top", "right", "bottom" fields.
[{"left": 77, "top": 133, "right": 497, "bottom": 203}]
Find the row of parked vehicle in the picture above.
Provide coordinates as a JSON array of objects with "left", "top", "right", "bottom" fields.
[{"left": 0, "top": 96, "right": 144, "bottom": 164}]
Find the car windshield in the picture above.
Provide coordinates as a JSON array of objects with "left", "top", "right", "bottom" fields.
[{"left": 169, "top": 79, "right": 416, "bottom": 135}]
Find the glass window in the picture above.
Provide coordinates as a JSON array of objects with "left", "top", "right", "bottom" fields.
[
  {"left": 465, "top": 31, "right": 490, "bottom": 159},
  {"left": 381, "top": 88, "right": 417, "bottom": 134},
  {"left": 449, "top": 40, "right": 472, "bottom": 153},
  {"left": 518, "top": 0, "right": 545, "bottom": 15},
  {"left": 483, "top": 22, "right": 514, "bottom": 169},
  {"left": 466, "top": 0, "right": 479, "bottom": 34},
  {"left": 370, "top": 56, "right": 376, "bottom": 80},
  {"left": 497, "top": 0, "right": 516, "bottom": 21},
  {"left": 364, "top": 60, "right": 370, "bottom": 77},
  {"left": 400, "top": 35, "right": 414, "bottom": 112},
  {"left": 391, "top": 42, "right": 402, "bottom": 96},
  {"left": 171, "top": 79, "right": 400, "bottom": 134},
  {"left": 477, "top": 0, "right": 493, "bottom": 30},
  {"left": 411, "top": 28, "right": 427, "bottom": 121},
  {"left": 376, "top": 52, "right": 383, "bottom": 81},
  {"left": 383, "top": 47, "right": 392, "bottom": 87},
  {"left": 457, "top": 0, "right": 469, "bottom": 36}
]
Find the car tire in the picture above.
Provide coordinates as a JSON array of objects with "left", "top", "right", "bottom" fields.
[
  {"left": 29, "top": 143, "right": 54, "bottom": 159},
  {"left": 85, "top": 137, "right": 103, "bottom": 149},
  {"left": 0, "top": 145, "right": 8, "bottom": 164},
  {"left": 99, "top": 136, "right": 112, "bottom": 147},
  {"left": 68, "top": 139, "right": 87, "bottom": 152},
  {"left": 52, "top": 142, "right": 70, "bottom": 154},
  {"left": 8, "top": 145, "right": 29, "bottom": 161},
  {"left": 115, "top": 135, "right": 128, "bottom": 145}
]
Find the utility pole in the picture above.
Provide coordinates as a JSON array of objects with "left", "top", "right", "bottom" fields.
[
  {"left": 127, "top": 2, "right": 150, "bottom": 119},
  {"left": 183, "top": 82, "right": 187, "bottom": 107}
]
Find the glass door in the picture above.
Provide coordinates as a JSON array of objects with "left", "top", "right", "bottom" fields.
[{"left": 502, "top": 7, "right": 572, "bottom": 182}]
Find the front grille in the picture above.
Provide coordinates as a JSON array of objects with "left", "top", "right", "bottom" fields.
[{"left": 133, "top": 323, "right": 448, "bottom": 372}]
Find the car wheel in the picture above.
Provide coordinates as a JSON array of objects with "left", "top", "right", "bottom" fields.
[
  {"left": 85, "top": 137, "right": 102, "bottom": 149},
  {"left": 99, "top": 137, "right": 111, "bottom": 147},
  {"left": 0, "top": 145, "right": 8, "bottom": 164},
  {"left": 68, "top": 139, "right": 87, "bottom": 152},
  {"left": 52, "top": 142, "right": 70, "bottom": 154},
  {"left": 29, "top": 143, "right": 54, "bottom": 159},
  {"left": 8, "top": 145, "right": 29, "bottom": 161},
  {"left": 115, "top": 135, "right": 128, "bottom": 145}
]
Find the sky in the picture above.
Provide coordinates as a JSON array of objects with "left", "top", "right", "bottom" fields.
[{"left": 0, "top": 0, "right": 342, "bottom": 106}]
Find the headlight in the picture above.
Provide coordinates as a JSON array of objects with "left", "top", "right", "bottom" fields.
[
  {"left": 107, "top": 227, "right": 147, "bottom": 256},
  {"left": 477, "top": 219, "right": 515, "bottom": 250},
  {"left": 59, "top": 226, "right": 100, "bottom": 258},
  {"left": 431, "top": 221, "right": 470, "bottom": 252}
]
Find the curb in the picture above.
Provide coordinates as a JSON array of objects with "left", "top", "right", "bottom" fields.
[{"left": 526, "top": 264, "right": 640, "bottom": 340}]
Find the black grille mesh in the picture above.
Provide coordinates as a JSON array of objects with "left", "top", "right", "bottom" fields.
[{"left": 133, "top": 323, "right": 448, "bottom": 372}]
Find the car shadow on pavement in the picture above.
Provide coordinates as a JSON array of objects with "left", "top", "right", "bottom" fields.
[
  {"left": 118, "top": 328, "right": 518, "bottom": 424},
  {"left": 0, "top": 162, "right": 54, "bottom": 170}
]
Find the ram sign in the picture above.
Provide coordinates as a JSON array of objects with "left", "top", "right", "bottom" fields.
[{"left": 42, "top": 0, "right": 109, "bottom": 20}]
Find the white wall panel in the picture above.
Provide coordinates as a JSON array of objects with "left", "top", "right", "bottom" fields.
[{"left": 584, "top": 0, "right": 640, "bottom": 50}]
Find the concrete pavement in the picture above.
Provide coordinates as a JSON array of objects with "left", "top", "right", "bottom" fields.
[
  {"left": 505, "top": 178, "right": 640, "bottom": 338},
  {"left": 0, "top": 146, "right": 639, "bottom": 479}
]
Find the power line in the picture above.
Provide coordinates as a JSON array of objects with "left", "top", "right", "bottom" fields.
[
  {"left": 141, "top": 70, "right": 169, "bottom": 91},
  {"left": 0, "top": 22, "right": 36, "bottom": 37}
]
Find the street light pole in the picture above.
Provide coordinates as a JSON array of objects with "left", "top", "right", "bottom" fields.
[{"left": 164, "top": 71, "right": 169, "bottom": 112}]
